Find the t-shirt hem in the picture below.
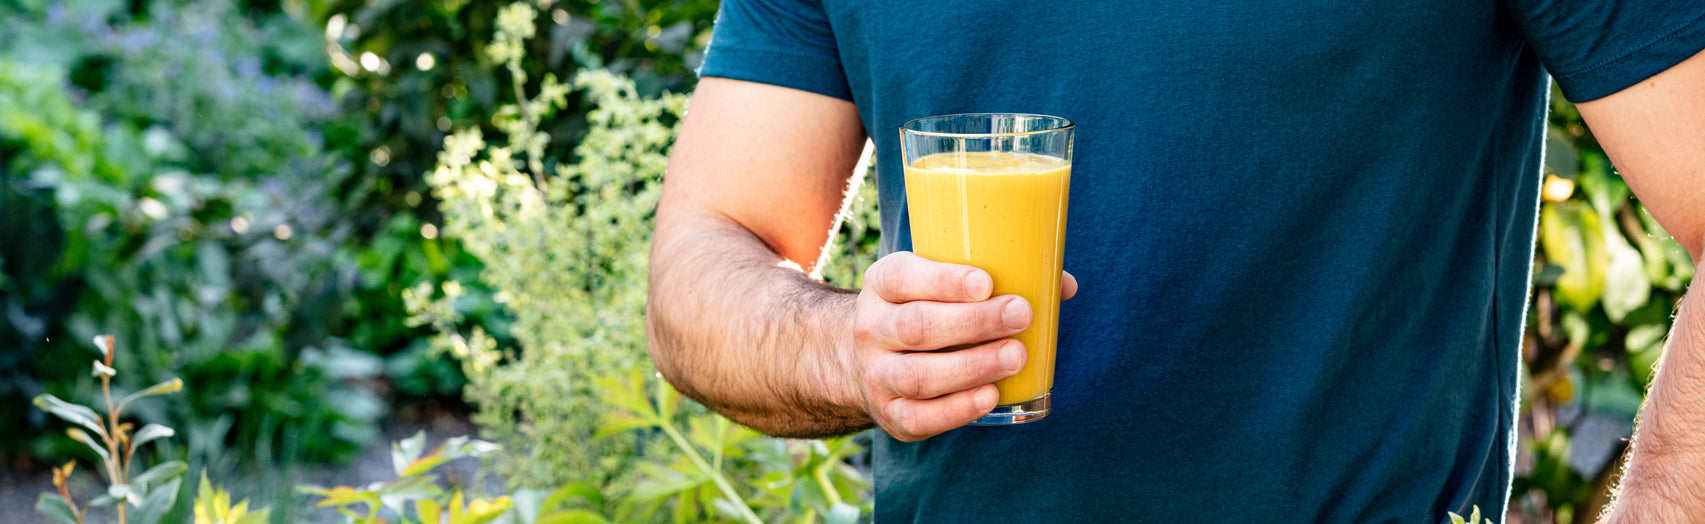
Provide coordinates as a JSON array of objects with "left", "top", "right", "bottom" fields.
[
  {"left": 698, "top": 45, "right": 855, "bottom": 102},
  {"left": 1551, "top": 10, "right": 1705, "bottom": 102}
]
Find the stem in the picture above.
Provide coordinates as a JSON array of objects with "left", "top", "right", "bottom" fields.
[
  {"left": 57, "top": 481, "right": 83, "bottom": 524},
  {"left": 658, "top": 421, "right": 762, "bottom": 524},
  {"left": 711, "top": 416, "right": 727, "bottom": 474},
  {"left": 101, "top": 369, "right": 126, "bottom": 524},
  {"left": 813, "top": 465, "right": 842, "bottom": 507},
  {"left": 506, "top": 61, "right": 547, "bottom": 189},
  {"left": 102, "top": 376, "right": 120, "bottom": 482}
]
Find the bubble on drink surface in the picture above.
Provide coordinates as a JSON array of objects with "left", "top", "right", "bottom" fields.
[{"left": 910, "top": 152, "right": 1069, "bottom": 174}]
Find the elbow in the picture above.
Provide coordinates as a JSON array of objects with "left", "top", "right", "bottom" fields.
[{"left": 644, "top": 295, "right": 697, "bottom": 401}]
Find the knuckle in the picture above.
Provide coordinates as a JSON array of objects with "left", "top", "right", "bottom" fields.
[
  {"left": 885, "top": 360, "right": 925, "bottom": 398},
  {"left": 884, "top": 260, "right": 912, "bottom": 296},
  {"left": 891, "top": 309, "right": 930, "bottom": 347},
  {"left": 881, "top": 402, "right": 914, "bottom": 434},
  {"left": 893, "top": 411, "right": 926, "bottom": 439},
  {"left": 978, "top": 301, "right": 1008, "bottom": 332},
  {"left": 980, "top": 344, "right": 1008, "bottom": 377},
  {"left": 852, "top": 312, "right": 879, "bottom": 346},
  {"left": 862, "top": 257, "right": 890, "bottom": 289}
]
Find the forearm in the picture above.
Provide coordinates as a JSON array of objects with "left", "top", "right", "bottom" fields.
[
  {"left": 1602, "top": 278, "right": 1705, "bottom": 522},
  {"left": 646, "top": 212, "right": 872, "bottom": 438}
]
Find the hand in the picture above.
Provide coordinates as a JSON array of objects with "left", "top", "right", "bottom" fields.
[{"left": 847, "top": 252, "right": 1078, "bottom": 442}]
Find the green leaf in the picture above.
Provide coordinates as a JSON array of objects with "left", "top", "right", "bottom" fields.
[
  {"left": 657, "top": 375, "right": 681, "bottom": 424},
  {"left": 541, "top": 482, "right": 605, "bottom": 512},
  {"left": 418, "top": 499, "right": 443, "bottom": 524},
  {"left": 131, "top": 460, "right": 187, "bottom": 487},
  {"left": 392, "top": 430, "right": 429, "bottom": 476},
  {"left": 67, "top": 428, "right": 112, "bottom": 466},
  {"left": 378, "top": 473, "right": 443, "bottom": 499},
  {"left": 302, "top": 485, "right": 381, "bottom": 509},
  {"left": 198, "top": 471, "right": 215, "bottom": 505},
  {"left": 1628, "top": 323, "right": 1670, "bottom": 387},
  {"left": 594, "top": 371, "right": 655, "bottom": 419},
  {"left": 1600, "top": 215, "right": 1651, "bottom": 322},
  {"left": 595, "top": 412, "right": 656, "bottom": 439},
  {"left": 440, "top": 435, "right": 501, "bottom": 461},
  {"left": 130, "top": 477, "right": 180, "bottom": 524},
  {"left": 400, "top": 456, "right": 451, "bottom": 478},
  {"left": 377, "top": 474, "right": 442, "bottom": 515},
  {"left": 235, "top": 509, "right": 271, "bottom": 524},
  {"left": 35, "top": 492, "right": 78, "bottom": 524},
  {"left": 825, "top": 502, "right": 859, "bottom": 524},
  {"left": 1540, "top": 202, "right": 1608, "bottom": 311},
  {"left": 33, "top": 394, "right": 107, "bottom": 437},
  {"left": 536, "top": 509, "right": 614, "bottom": 524},
  {"left": 671, "top": 487, "right": 695, "bottom": 524},
  {"left": 627, "top": 462, "right": 706, "bottom": 503},
  {"left": 1577, "top": 154, "right": 1630, "bottom": 217},
  {"left": 1638, "top": 205, "right": 1696, "bottom": 289},
  {"left": 116, "top": 378, "right": 184, "bottom": 411},
  {"left": 128, "top": 424, "right": 176, "bottom": 457}
]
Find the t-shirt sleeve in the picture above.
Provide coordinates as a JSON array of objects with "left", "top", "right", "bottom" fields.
[
  {"left": 1507, "top": 0, "right": 1705, "bottom": 102},
  {"left": 697, "top": 0, "right": 852, "bottom": 101}
]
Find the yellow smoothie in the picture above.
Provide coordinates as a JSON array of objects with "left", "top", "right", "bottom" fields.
[{"left": 904, "top": 151, "right": 1070, "bottom": 406}]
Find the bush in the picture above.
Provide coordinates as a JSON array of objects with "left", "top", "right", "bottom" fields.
[
  {"left": 0, "top": 0, "right": 387, "bottom": 476},
  {"left": 412, "top": 4, "right": 876, "bottom": 521}
]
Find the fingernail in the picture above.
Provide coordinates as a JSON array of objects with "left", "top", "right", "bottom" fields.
[
  {"left": 1000, "top": 341, "right": 1024, "bottom": 373},
  {"left": 1002, "top": 297, "right": 1031, "bottom": 329},
  {"left": 975, "top": 386, "right": 999, "bottom": 410},
  {"left": 964, "top": 271, "right": 992, "bottom": 300}
]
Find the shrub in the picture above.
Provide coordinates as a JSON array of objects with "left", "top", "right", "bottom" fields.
[
  {"left": 413, "top": 4, "right": 876, "bottom": 521},
  {"left": 0, "top": 0, "right": 385, "bottom": 477}
]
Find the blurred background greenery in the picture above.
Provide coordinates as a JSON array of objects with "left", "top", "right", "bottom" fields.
[{"left": 0, "top": 0, "right": 1686, "bottom": 522}]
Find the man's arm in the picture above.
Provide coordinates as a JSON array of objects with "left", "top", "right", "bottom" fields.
[
  {"left": 648, "top": 78, "right": 1047, "bottom": 441},
  {"left": 1575, "top": 49, "right": 1705, "bottom": 522}
]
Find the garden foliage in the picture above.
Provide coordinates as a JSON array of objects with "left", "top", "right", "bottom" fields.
[
  {"left": 1512, "top": 91, "right": 1697, "bottom": 523},
  {"left": 0, "top": 0, "right": 393, "bottom": 472},
  {"left": 1, "top": 0, "right": 1683, "bottom": 522},
  {"left": 412, "top": 4, "right": 876, "bottom": 521}
]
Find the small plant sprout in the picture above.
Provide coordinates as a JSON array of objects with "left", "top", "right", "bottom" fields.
[
  {"left": 1449, "top": 505, "right": 1494, "bottom": 524},
  {"left": 33, "top": 335, "right": 188, "bottom": 524}
]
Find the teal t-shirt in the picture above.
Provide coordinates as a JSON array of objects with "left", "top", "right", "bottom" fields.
[{"left": 699, "top": 2, "right": 1705, "bottom": 521}]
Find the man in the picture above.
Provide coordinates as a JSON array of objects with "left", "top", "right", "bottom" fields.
[{"left": 646, "top": 0, "right": 1705, "bottom": 520}]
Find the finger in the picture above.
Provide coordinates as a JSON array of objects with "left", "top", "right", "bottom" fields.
[
  {"left": 871, "top": 339, "right": 1025, "bottom": 400},
  {"left": 865, "top": 251, "right": 993, "bottom": 303},
  {"left": 880, "top": 384, "right": 999, "bottom": 442},
  {"left": 1062, "top": 270, "right": 1078, "bottom": 301},
  {"left": 863, "top": 295, "right": 1031, "bottom": 350}
]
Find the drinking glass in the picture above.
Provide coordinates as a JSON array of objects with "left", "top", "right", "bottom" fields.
[{"left": 899, "top": 113, "right": 1073, "bottom": 425}]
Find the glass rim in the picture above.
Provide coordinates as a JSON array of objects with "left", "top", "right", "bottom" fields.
[{"left": 898, "top": 113, "right": 1075, "bottom": 138}]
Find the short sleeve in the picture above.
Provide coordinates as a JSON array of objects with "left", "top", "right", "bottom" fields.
[
  {"left": 1507, "top": 0, "right": 1705, "bottom": 102},
  {"left": 697, "top": 0, "right": 853, "bottom": 101}
]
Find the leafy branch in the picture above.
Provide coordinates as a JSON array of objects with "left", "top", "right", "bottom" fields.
[{"left": 33, "top": 335, "right": 187, "bottom": 524}]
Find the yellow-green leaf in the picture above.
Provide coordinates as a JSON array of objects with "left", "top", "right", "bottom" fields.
[
  {"left": 535, "top": 509, "right": 614, "bottom": 524},
  {"left": 417, "top": 499, "right": 443, "bottom": 524},
  {"left": 1540, "top": 202, "right": 1607, "bottom": 311},
  {"left": 117, "top": 378, "right": 184, "bottom": 410},
  {"left": 33, "top": 394, "right": 107, "bottom": 438},
  {"left": 401, "top": 456, "right": 451, "bottom": 478},
  {"left": 595, "top": 412, "right": 656, "bottom": 439}
]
